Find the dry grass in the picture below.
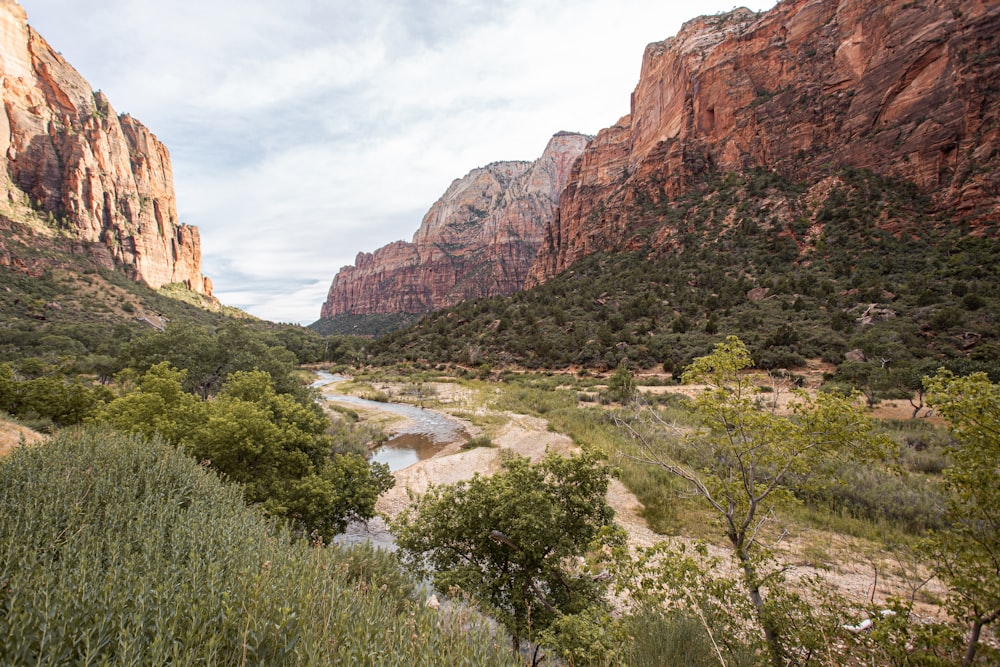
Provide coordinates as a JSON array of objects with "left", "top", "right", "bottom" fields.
[{"left": 0, "top": 417, "right": 44, "bottom": 458}]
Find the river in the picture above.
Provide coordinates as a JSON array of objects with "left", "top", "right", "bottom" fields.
[
  {"left": 311, "top": 371, "right": 469, "bottom": 548},
  {"left": 311, "top": 371, "right": 468, "bottom": 472}
]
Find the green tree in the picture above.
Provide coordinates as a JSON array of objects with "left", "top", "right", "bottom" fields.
[
  {"left": 15, "top": 375, "right": 109, "bottom": 429},
  {"left": 96, "top": 362, "right": 204, "bottom": 443},
  {"left": 0, "top": 363, "right": 16, "bottom": 414},
  {"left": 393, "top": 452, "right": 617, "bottom": 659},
  {"left": 607, "top": 359, "right": 637, "bottom": 404},
  {"left": 925, "top": 370, "right": 1000, "bottom": 666},
  {"left": 619, "top": 336, "right": 892, "bottom": 666},
  {"left": 840, "top": 359, "right": 896, "bottom": 408},
  {"left": 118, "top": 321, "right": 302, "bottom": 399},
  {"left": 95, "top": 364, "right": 392, "bottom": 540}
]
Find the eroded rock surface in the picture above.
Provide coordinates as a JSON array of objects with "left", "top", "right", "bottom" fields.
[
  {"left": 529, "top": 0, "right": 1000, "bottom": 284},
  {"left": 320, "top": 132, "right": 589, "bottom": 317},
  {"left": 0, "top": 0, "right": 209, "bottom": 294}
]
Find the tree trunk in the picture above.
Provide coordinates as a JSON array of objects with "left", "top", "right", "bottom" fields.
[
  {"left": 737, "top": 548, "right": 785, "bottom": 667},
  {"left": 963, "top": 619, "right": 982, "bottom": 667}
]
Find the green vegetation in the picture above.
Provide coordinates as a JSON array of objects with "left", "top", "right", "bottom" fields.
[
  {"left": 310, "top": 312, "right": 423, "bottom": 337},
  {"left": 358, "top": 169, "right": 999, "bottom": 390},
  {"left": 925, "top": 370, "right": 1000, "bottom": 666},
  {"left": 0, "top": 362, "right": 111, "bottom": 432},
  {"left": 605, "top": 359, "right": 637, "bottom": 404},
  {"left": 0, "top": 428, "right": 520, "bottom": 666},
  {"left": 4, "top": 162, "right": 1000, "bottom": 663},
  {"left": 95, "top": 363, "right": 392, "bottom": 540},
  {"left": 0, "top": 220, "right": 354, "bottom": 376},
  {"left": 1, "top": 289, "right": 391, "bottom": 539},
  {"left": 466, "top": 354, "right": 997, "bottom": 664},
  {"left": 618, "top": 337, "right": 893, "bottom": 666},
  {"left": 393, "top": 452, "right": 617, "bottom": 661}
]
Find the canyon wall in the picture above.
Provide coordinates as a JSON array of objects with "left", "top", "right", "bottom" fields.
[
  {"left": 0, "top": 0, "right": 210, "bottom": 294},
  {"left": 528, "top": 0, "right": 1000, "bottom": 285},
  {"left": 321, "top": 131, "right": 589, "bottom": 317}
]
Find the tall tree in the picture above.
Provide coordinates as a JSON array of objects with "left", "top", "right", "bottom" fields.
[{"left": 619, "top": 336, "right": 892, "bottom": 666}]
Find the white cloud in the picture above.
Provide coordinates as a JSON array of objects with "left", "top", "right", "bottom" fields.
[{"left": 19, "top": 0, "right": 776, "bottom": 324}]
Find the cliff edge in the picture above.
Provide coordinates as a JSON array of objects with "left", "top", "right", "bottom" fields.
[
  {"left": 529, "top": 0, "right": 1000, "bottom": 285},
  {"left": 0, "top": 0, "right": 210, "bottom": 294},
  {"left": 320, "top": 131, "right": 589, "bottom": 318}
]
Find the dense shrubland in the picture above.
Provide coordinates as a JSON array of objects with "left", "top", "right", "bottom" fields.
[
  {"left": 1, "top": 319, "right": 391, "bottom": 540},
  {"left": 362, "top": 169, "right": 1000, "bottom": 394},
  {"left": 0, "top": 428, "right": 519, "bottom": 666}
]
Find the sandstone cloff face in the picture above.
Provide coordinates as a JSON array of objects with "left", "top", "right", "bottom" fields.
[
  {"left": 0, "top": 0, "right": 209, "bottom": 294},
  {"left": 320, "top": 131, "right": 590, "bottom": 318},
  {"left": 528, "top": 0, "right": 1000, "bottom": 285}
]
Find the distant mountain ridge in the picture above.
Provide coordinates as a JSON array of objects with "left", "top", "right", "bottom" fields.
[
  {"left": 0, "top": 0, "right": 210, "bottom": 295},
  {"left": 319, "top": 132, "right": 589, "bottom": 321},
  {"left": 529, "top": 0, "right": 999, "bottom": 283}
]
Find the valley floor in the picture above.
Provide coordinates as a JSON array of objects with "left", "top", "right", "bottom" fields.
[{"left": 322, "top": 374, "right": 949, "bottom": 622}]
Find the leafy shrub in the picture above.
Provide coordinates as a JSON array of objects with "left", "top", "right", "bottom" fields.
[
  {"left": 0, "top": 363, "right": 110, "bottom": 430},
  {"left": 462, "top": 435, "right": 494, "bottom": 449},
  {"left": 0, "top": 427, "right": 520, "bottom": 666},
  {"left": 95, "top": 364, "right": 393, "bottom": 540}
]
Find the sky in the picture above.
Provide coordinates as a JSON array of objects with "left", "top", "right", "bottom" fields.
[{"left": 19, "top": 0, "right": 776, "bottom": 325}]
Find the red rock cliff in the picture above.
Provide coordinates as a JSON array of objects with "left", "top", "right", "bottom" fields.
[
  {"left": 0, "top": 0, "right": 210, "bottom": 294},
  {"left": 321, "top": 131, "right": 589, "bottom": 317},
  {"left": 528, "top": 0, "right": 1000, "bottom": 285}
]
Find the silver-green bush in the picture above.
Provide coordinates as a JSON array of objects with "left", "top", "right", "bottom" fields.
[{"left": 0, "top": 427, "right": 519, "bottom": 666}]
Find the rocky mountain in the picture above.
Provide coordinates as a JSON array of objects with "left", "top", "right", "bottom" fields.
[
  {"left": 528, "top": 0, "right": 1000, "bottom": 285},
  {"left": 320, "top": 131, "right": 589, "bottom": 319},
  {"left": 0, "top": 0, "right": 210, "bottom": 295}
]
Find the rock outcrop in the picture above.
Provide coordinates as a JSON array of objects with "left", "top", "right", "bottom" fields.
[
  {"left": 528, "top": 0, "right": 1000, "bottom": 285},
  {"left": 0, "top": 0, "right": 210, "bottom": 294},
  {"left": 321, "top": 131, "right": 589, "bottom": 317}
]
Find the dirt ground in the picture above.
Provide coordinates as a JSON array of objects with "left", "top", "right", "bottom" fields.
[{"left": 375, "top": 411, "right": 581, "bottom": 517}]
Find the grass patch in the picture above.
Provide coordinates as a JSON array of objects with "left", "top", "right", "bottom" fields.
[{"left": 462, "top": 435, "right": 494, "bottom": 450}]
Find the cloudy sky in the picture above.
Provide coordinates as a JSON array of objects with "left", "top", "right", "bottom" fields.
[{"left": 19, "top": 0, "right": 776, "bottom": 324}]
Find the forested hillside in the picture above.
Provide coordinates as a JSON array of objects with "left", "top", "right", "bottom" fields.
[{"left": 368, "top": 169, "right": 1000, "bottom": 394}]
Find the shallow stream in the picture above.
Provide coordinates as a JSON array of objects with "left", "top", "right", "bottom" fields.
[
  {"left": 311, "top": 371, "right": 469, "bottom": 548},
  {"left": 311, "top": 371, "right": 467, "bottom": 472}
]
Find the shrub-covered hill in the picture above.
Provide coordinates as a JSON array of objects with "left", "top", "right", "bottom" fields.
[
  {"left": 0, "top": 211, "right": 331, "bottom": 375},
  {"left": 365, "top": 168, "right": 1000, "bottom": 384},
  {"left": 310, "top": 312, "right": 423, "bottom": 337},
  {"left": 1, "top": 213, "right": 225, "bottom": 327},
  {"left": 0, "top": 427, "right": 520, "bottom": 666}
]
